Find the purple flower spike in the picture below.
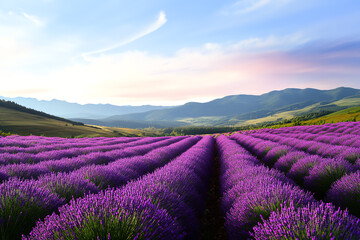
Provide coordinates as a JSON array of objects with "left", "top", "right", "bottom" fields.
[
  {"left": 252, "top": 201, "right": 360, "bottom": 240},
  {"left": 73, "top": 165, "right": 128, "bottom": 189},
  {"left": 263, "top": 145, "right": 293, "bottom": 167},
  {"left": 25, "top": 190, "right": 185, "bottom": 240},
  {"left": 273, "top": 151, "right": 308, "bottom": 173},
  {"left": 225, "top": 183, "right": 314, "bottom": 239},
  {"left": 325, "top": 170, "right": 360, "bottom": 217},
  {"left": 0, "top": 170, "right": 9, "bottom": 182},
  {"left": 338, "top": 148, "right": 360, "bottom": 164},
  {"left": 287, "top": 155, "right": 323, "bottom": 185},
  {"left": 0, "top": 178, "right": 64, "bottom": 239},
  {"left": 37, "top": 172, "right": 100, "bottom": 202},
  {"left": 304, "top": 157, "right": 355, "bottom": 198}
]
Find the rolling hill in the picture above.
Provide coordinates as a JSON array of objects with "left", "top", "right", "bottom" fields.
[
  {"left": 76, "top": 87, "right": 360, "bottom": 128},
  {"left": 0, "top": 97, "right": 170, "bottom": 119},
  {"left": 0, "top": 100, "right": 159, "bottom": 137}
]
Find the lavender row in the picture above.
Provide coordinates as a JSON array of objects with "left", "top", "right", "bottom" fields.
[
  {"left": 252, "top": 201, "right": 360, "bottom": 239},
  {"left": 248, "top": 121, "right": 360, "bottom": 135},
  {"left": 254, "top": 127, "right": 360, "bottom": 148},
  {"left": 279, "top": 131, "right": 359, "bottom": 147},
  {"left": 0, "top": 136, "right": 139, "bottom": 154},
  {"left": 247, "top": 132, "right": 360, "bottom": 163},
  {"left": 216, "top": 135, "right": 315, "bottom": 238},
  {"left": 0, "top": 137, "right": 169, "bottom": 165},
  {"left": 0, "top": 137, "right": 152, "bottom": 165},
  {"left": 24, "top": 136, "right": 214, "bottom": 240},
  {"left": 34, "top": 135, "right": 200, "bottom": 201},
  {"left": 231, "top": 133, "right": 357, "bottom": 198},
  {"left": 216, "top": 135, "right": 360, "bottom": 239},
  {"left": 1, "top": 136, "right": 187, "bottom": 181},
  {"left": 231, "top": 132, "right": 360, "bottom": 219},
  {"left": 240, "top": 132, "right": 360, "bottom": 217},
  {"left": 59, "top": 135, "right": 201, "bottom": 190},
  {"left": 0, "top": 135, "right": 139, "bottom": 148},
  {"left": 1, "top": 136, "right": 201, "bottom": 239},
  {"left": 325, "top": 170, "right": 360, "bottom": 217}
]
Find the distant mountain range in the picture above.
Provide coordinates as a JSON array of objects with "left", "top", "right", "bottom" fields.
[
  {"left": 0, "top": 97, "right": 170, "bottom": 119},
  {"left": 2, "top": 87, "right": 360, "bottom": 128},
  {"left": 0, "top": 99, "right": 158, "bottom": 137},
  {"left": 74, "top": 87, "right": 360, "bottom": 128}
]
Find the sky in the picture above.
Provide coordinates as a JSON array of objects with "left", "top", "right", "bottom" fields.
[{"left": 1, "top": 0, "right": 360, "bottom": 106}]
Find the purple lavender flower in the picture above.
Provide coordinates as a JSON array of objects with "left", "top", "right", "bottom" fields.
[
  {"left": 287, "top": 155, "right": 323, "bottom": 185},
  {"left": 304, "top": 157, "right": 355, "bottom": 198},
  {"left": 0, "top": 169, "right": 9, "bottom": 182},
  {"left": 37, "top": 172, "right": 100, "bottom": 202},
  {"left": 225, "top": 182, "right": 314, "bottom": 239},
  {"left": 25, "top": 190, "right": 185, "bottom": 240},
  {"left": 251, "top": 201, "right": 360, "bottom": 240},
  {"left": 263, "top": 145, "right": 293, "bottom": 167},
  {"left": 325, "top": 170, "right": 360, "bottom": 217},
  {"left": 25, "top": 136, "right": 214, "bottom": 240},
  {"left": 252, "top": 141, "right": 279, "bottom": 158},
  {"left": 73, "top": 165, "right": 128, "bottom": 189},
  {"left": 0, "top": 178, "right": 64, "bottom": 239},
  {"left": 120, "top": 181, "right": 199, "bottom": 239},
  {"left": 338, "top": 147, "right": 360, "bottom": 163},
  {"left": 4, "top": 163, "right": 50, "bottom": 179},
  {"left": 222, "top": 171, "right": 297, "bottom": 213},
  {"left": 273, "top": 151, "right": 308, "bottom": 173}
]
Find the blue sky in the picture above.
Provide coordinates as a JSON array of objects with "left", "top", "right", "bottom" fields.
[{"left": 1, "top": 0, "right": 360, "bottom": 105}]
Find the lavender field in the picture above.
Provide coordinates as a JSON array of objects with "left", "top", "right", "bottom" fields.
[{"left": 1, "top": 122, "right": 360, "bottom": 239}]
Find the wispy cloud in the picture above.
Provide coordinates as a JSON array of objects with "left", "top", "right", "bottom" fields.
[
  {"left": 230, "top": 33, "right": 309, "bottom": 51},
  {"left": 21, "top": 12, "right": 44, "bottom": 26},
  {"left": 3, "top": 38, "right": 358, "bottom": 105},
  {"left": 233, "top": 0, "right": 271, "bottom": 14},
  {"left": 2, "top": 11, "right": 44, "bottom": 26},
  {"left": 222, "top": 0, "right": 291, "bottom": 15},
  {"left": 82, "top": 11, "right": 167, "bottom": 60}
]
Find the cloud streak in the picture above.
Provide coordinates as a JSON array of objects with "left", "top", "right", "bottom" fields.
[
  {"left": 82, "top": 11, "right": 167, "bottom": 60},
  {"left": 22, "top": 12, "right": 44, "bottom": 26},
  {"left": 223, "top": 0, "right": 291, "bottom": 15},
  {"left": 233, "top": 0, "right": 271, "bottom": 14},
  {"left": 1, "top": 33, "right": 359, "bottom": 105}
]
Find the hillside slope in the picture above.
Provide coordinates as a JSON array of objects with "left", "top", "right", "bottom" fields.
[
  {"left": 87, "top": 87, "right": 360, "bottom": 127},
  {"left": 0, "top": 100, "right": 157, "bottom": 137},
  {"left": 0, "top": 97, "right": 170, "bottom": 119}
]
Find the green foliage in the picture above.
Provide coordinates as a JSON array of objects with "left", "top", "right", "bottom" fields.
[
  {"left": 0, "top": 130, "right": 11, "bottom": 136},
  {"left": 161, "top": 110, "right": 335, "bottom": 136},
  {"left": 0, "top": 99, "right": 84, "bottom": 126}
]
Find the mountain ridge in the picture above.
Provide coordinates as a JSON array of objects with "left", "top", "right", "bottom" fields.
[
  {"left": 3, "top": 87, "right": 360, "bottom": 128},
  {"left": 0, "top": 97, "right": 171, "bottom": 119},
  {"left": 102, "top": 87, "right": 360, "bottom": 123},
  {"left": 0, "top": 99, "right": 159, "bottom": 137}
]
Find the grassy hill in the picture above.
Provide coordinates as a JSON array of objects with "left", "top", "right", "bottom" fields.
[
  {"left": 89, "top": 87, "right": 360, "bottom": 128},
  {"left": 243, "top": 106, "right": 360, "bottom": 130},
  {"left": 162, "top": 106, "right": 360, "bottom": 136},
  {"left": 235, "top": 97, "right": 360, "bottom": 126},
  {"left": 303, "top": 106, "right": 360, "bottom": 125},
  {"left": 0, "top": 100, "right": 159, "bottom": 137}
]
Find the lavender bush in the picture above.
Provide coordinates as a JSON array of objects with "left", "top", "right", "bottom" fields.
[
  {"left": 325, "top": 170, "right": 360, "bottom": 217},
  {"left": 24, "top": 191, "right": 184, "bottom": 240},
  {"left": 273, "top": 151, "right": 308, "bottom": 173},
  {"left": 287, "top": 155, "right": 322, "bottom": 185},
  {"left": 37, "top": 172, "right": 100, "bottom": 202},
  {"left": 304, "top": 157, "right": 355, "bottom": 198},
  {"left": 25, "top": 136, "right": 214, "bottom": 240},
  {"left": 0, "top": 178, "right": 64, "bottom": 240},
  {"left": 252, "top": 202, "right": 360, "bottom": 240}
]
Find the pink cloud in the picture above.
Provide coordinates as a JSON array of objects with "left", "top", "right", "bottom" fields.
[{"left": 1, "top": 39, "right": 359, "bottom": 105}]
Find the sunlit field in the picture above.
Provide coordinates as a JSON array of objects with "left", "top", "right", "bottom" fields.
[{"left": 0, "top": 121, "right": 359, "bottom": 239}]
